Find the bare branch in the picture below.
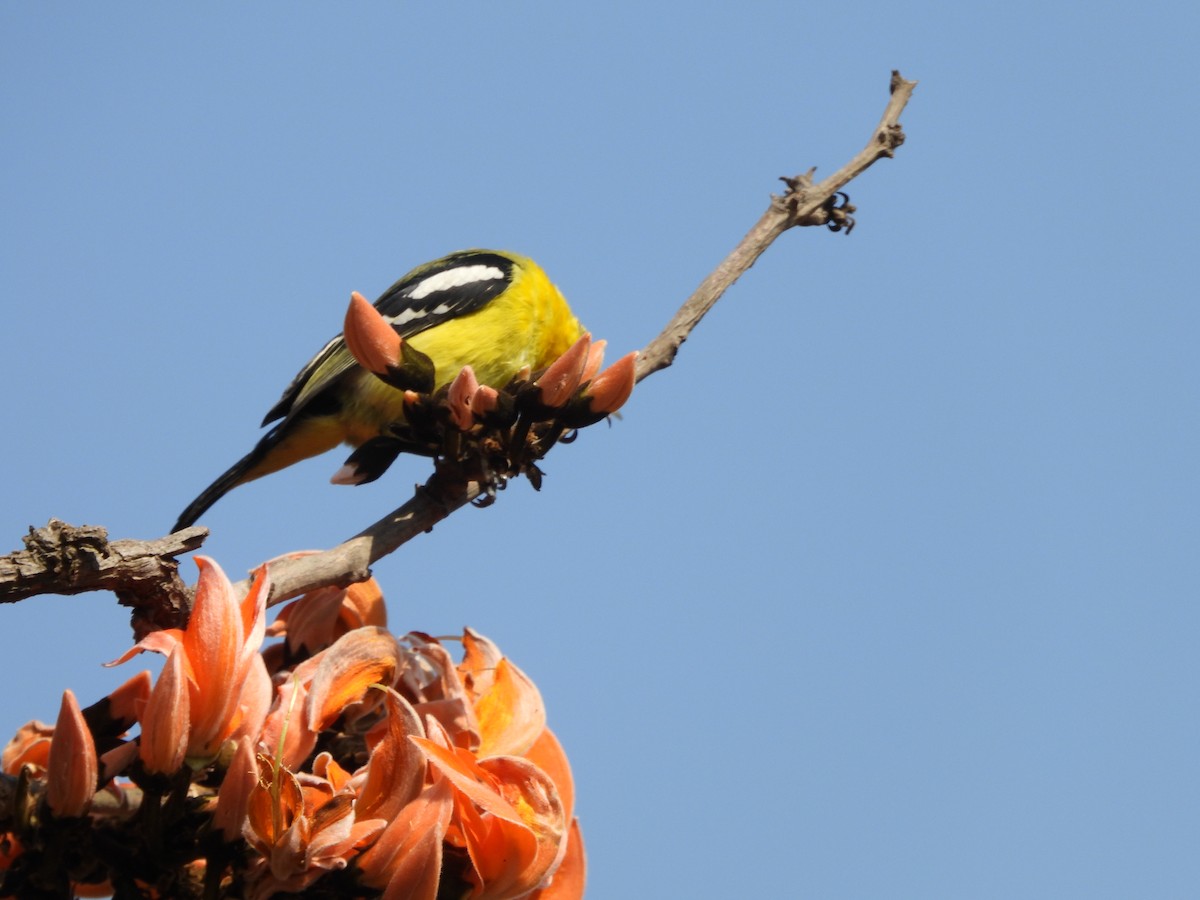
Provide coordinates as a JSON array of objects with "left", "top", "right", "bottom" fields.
[
  {"left": 636, "top": 70, "right": 916, "bottom": 381},
  {"left": 233, "top": 465, "right": 484, "bottom": 606},
  {"left": 0, "top": 520, "right": 204, "bottom": 634}
]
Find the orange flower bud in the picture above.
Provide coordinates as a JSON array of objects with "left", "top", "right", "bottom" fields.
[
  {"left": 213, "top": 736, "right": 259, "bottom": 841},
  {"left": 344, "top": 291, "right": 402, "bottom": 375},
  {"left": 447, "top": 365, "right": 481, "bottom": 431},
  {"left": 139, "top": 647, "right": 190, "bottom": 775},
  {"left": 536, "top": 334, "right": 592, "bottom": 409},
  {"left": 472, "top": 384, "right": 501, "bottom": 418},
  {"left": 581, "top": 338, "right": 606, "bottom": 385},
  {"left": 585, "top": 351, "right": 638, "bottom": 416},
  {"left": 46, "top": 690, "right": 97, "bottom": 817}
]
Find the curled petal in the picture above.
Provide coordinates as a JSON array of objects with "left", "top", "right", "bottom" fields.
[
  {"left": 345, "top": 578, "right": 388, "bottom": 630},
  {"left": 106, "top": 670, "right": 152, "bottom": 731},
  {"left": 357, "top": 778, "right": 453, "bottom": 895},
  {"left": 246, "top": 760, "right": 304, "bottom": 848},
  {"left": 47, "top": 690, "right": 97, "bottom": 817},
  {"left": 406, "top": 636, "right": 472, "bottom": 707},
  {"left": 2, "top": 721, "right": 53, "bottom": 775},
  {"left": 535, "top": 334, "right": 592, "bottom": 408},
  {"left": 417, "top": 745, "right": 566, "bottom": 900},
  {"left": 305, "top": 793, "right": 361, "bottom": 869},
  {"left": 345, "top": 291, "right": 402, "bottom": 375},
  {"left": 311, "top": 752, "right": 354, "bottom": 793},
  {"left": 524, "top": 729, "right": 575, "bottom": 823},
  {"left": 306, "top": 627, "right": 402, "bottom": 732},
  {"left": 470, "top": 756, "right": 568, "bottom": 899},
  {"left": 457, "top": 630, "right": 547, "bottom": 755},
  {"left": 458, "top": 629, "right": 505, "bottom": 695},
  {"left": 412, "top": 738, "right": 525, "bottom": 826},
  {"left": 104, "top": 626, "right": 184, "bottom": 668},
  {"left": 139, "top": 647, "right": 189, "bottom": 775},
  {"left": 474, "top": 658, "right": 545, "bottom": 759},
  {"left": 529, "top": 818, "right": 587, "bottom": 900},
  {"left": 358, "top": 689, "right": 426, "bottom": 821},
  {"left": 269, "top": 586, "right": 344, "bottom": 649}
]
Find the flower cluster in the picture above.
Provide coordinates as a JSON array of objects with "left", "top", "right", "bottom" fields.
[
  {"left": 334, "top": 290, "right": 638, "bottom": 493},
  {"left": 0, "top": 559, "right": 584, "bottom": 899}
]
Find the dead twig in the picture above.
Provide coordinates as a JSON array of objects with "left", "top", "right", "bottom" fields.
[{"left": 636, "top": 69, "right": 916, "bottom": 382}]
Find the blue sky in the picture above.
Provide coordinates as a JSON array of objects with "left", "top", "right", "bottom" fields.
[{"left": 2, "top": 3, "right": 1196, "bottom": 897}]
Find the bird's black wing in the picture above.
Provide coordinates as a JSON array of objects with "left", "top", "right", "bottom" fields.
[{"left": 261, "top": 250, "right": 518, "bottom": 426}]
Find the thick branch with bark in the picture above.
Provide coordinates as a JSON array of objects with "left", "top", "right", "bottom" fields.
[
  {"left": 0, "top": 70, "right": 917, "bottom": 615},
  {"left": 0, "top": 520, "right": 204, "bottom": 634}
]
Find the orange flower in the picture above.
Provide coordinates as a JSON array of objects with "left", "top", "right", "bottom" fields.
[
  {"left": 354, "top": 691, "right": 447, "bottom": 893},
  {"left": 110, "top": 557, "right": 272, "bottom": 764},
  {"left": 4, "top": 559, "right": 584, "bottom": 899},
  {"left": 459, "top": 630, "right": 546, "bottom": 758},
  {"left": 415, "top": 738, "right": 567, "bottom": 899},
  {"left": 358, "top": 778, "right": 453, "bottom": 898},
  {"left": 267, "top": 576, "right": 388, "bottom": 656},
  {"left": 243, "top": 755, "right": 386, "bottom": 895},
  {"left": 1, "top": 720, "right": 53, "bottom": 775},
  {"left": 307, "top": 629, "right": 586, "bottom": 899},
  {"left": 182, "top": 559, "right": 271, "bottom": 758},
  {"left": 258, "top": 625, "right": 403, "bottom": 772}
]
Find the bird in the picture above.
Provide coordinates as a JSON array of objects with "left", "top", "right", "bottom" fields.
[{"left": 173, "top": 249, "right": 584, "bottom": 532}]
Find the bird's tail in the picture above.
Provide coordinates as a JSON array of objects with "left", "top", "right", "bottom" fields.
[
  {"left": 172, "top": 439, "right": 275, "bottom": 532},
  {"left": 173, "top": 414, "right": 345, "bottom": 531}
]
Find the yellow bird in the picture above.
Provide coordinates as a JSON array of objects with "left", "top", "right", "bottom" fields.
[{"left": 173, "top": 250, "right": 583, "bottom": 531}]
